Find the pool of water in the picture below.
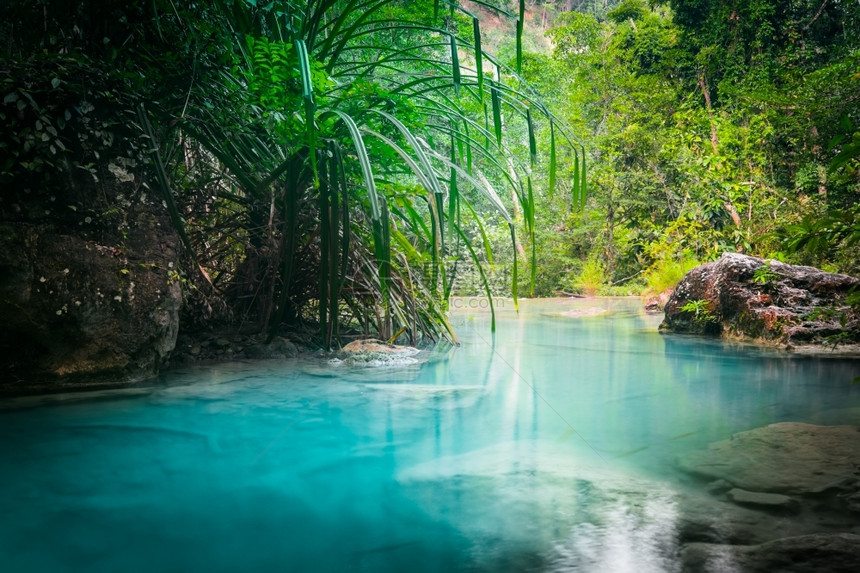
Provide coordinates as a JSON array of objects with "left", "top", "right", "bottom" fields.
[{"left": 1, "top": 298, "right": 859, "bottom": 572}]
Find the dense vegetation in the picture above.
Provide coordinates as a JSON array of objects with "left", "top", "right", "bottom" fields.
[
  {"left": 498, "top": 0, "right": 860, "bottom": 297},
  {"left": 2, "top": 0, "right": 858, "bottom": 348}
]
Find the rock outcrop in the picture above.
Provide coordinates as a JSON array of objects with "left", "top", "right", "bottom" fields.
[
  {"left": 0, "top": 171, "right": 182, "bottom": 394},
  {"left": 661, "top": 253, "right": 860, "bottom": 352}
]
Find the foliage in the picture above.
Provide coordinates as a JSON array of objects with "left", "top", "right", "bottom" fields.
[
  {"left": 2, "top": 0, "right": 590, "bottom": 348},
  {"left": 644, "top": 252, "right": 699, "bottom": 296},
  {"left": 752, "top": 261, "right": 780, "bottom": 286},
  {"left": 680, "top": 299, "right": 717, "bottom": 324},
  {"left": 528, "top": 0, "right": 860, "bottom": 291},
  {"left": 575, "top": 256, "right": 605, "bottom": 296}
]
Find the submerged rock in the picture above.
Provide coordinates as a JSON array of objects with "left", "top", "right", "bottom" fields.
[
  {"left": 726, "top": 488, "right": 800, "bottom": 513},
  {"left": 681, "top": 533, "right": 860, "bottom": 573},
  {"left": 660, "top": 253, "right": 860, "bottom": 352},
  {"left": 560, "top": 307, "right": 610, "bottom": 318},
  {"left": 677, "top": 422, "right": 860, "bottom": 495}
]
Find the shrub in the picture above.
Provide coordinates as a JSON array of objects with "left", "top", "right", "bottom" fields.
[
  {"left": 576, "top": 257, "right": 606, "bottom": 296},
  {"left": 644, "top": 252, "right": 699, "bottom": 296}
]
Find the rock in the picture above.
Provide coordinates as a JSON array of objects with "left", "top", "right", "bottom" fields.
[
  {"left": 677, "top": 422, "right": 860, "bottom": 495},
  {"left": 0, "top": 217, "right": 181, "bottom": 394},
  {"left": 727, "top": 488, "right": 801, "bottom": 513},
  {"left": 681, "top": 533, "right": 860, "bottom": 572},
  {"left": 560, "top": 307, "right": 609, "bottom": 318},
  {"left": 214, "top": 338, "right": 231, "bottom": 347},
  {"left": 341, "top": 339, "right": 416, "bottom": 354},
  {"left": 675, "top": 492, "right": 819, "bottom": 546},
  {"left": 337, "top": 339, "right": 420, "bottom": 366},
  {"left": 644, "top": 289, "right": 673, "bottom": 313},
  {"left": 705, "top": 479, "right": 733, "bottom": 495},
  {"left": 242, "top": 337, "right": 298, "bottom": 359},
  {"left": 660, "top": 253, "right": 860, "bottom": 351},
  {"left": 841, "top": 490, "right": 860, "bottom": 513}
]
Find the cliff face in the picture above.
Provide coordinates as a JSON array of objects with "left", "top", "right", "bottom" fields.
[
  {"left": 660, "top": 253, "right": 860, "bottom": 352},
  {"left": 0, "top": 162, "right": 181, "bottom": 394}
]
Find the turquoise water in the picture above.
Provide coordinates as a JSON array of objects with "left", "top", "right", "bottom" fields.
[{"left": 2, "top": 298, "right": 859, "bottom": 572}]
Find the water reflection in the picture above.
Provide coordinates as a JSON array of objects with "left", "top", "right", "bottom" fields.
[{"left": 0, "top": 299, "right": 858, "bottom": 572}]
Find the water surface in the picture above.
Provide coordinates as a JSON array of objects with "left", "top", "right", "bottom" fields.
[{"left": 2, "top": 298, "right": 858, "bottom": 572}]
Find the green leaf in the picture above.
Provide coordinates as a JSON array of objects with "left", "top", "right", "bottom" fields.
[
  {"left": 490, "top": 84, "right": 502, "bottom": 147},
  {"left": 509, "top": 222, "right": 519, "bottom": 312},
  {"left": 319, "top": 109, "right": 379, "bottom": 220},
  {"left": 516, "top": 18, "right": 523, "bottom": 74},
  {"left": 580, "top": 146, "right": 588, "bottom": 209},
  {"left": 517, "top": 20, "right": 523, "bottom": 74},
  {"left": 526, "top": 108, "right": 537, "bottom": 166},
  {"left": 526, "top": 176, "right": 536, "bottom": 296},
  {"left": 450, "top": 35, "right": 461, "bottom": 96},
  {"left": 473, "top": 18, "right": 484, "bottom": 100},
  {"left": 549, "top": 121, "right": 557, "bottom": 196},
  {"left": 452, "top": 221, "right": 497, "bottom": 332},
  {"left": 294, "top": 38, "right": 317, "bottom": 182},
  {"left": 369, "top": 109, "right": 444, "bottom": 197},
  {"left": 448, "top": 132, "right": 458, "bottom": 247}
]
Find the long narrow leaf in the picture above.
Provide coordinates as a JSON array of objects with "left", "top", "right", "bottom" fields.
[
  {"left": 516, "top": 18, "right": 523, "bottom": 74},
  {"left": 491, "top": 84, "right": 503, "bottom": 147},
  {"left": 294, "top": 38, "right": 317, "bottom": 182},
  {"left": 452, "top": 222, "right": 497, "bottom": 332},
  {"left": 527, "top": 108, "right": 537, "bottom": 165},
  {"left": 509, "top": 222, "right": 519, "bottom": 312},
  {"left": 527, "top": 177, "right": 536, "bottom": 296},
  {"left": 549, "top": 121, "right": 557, "bottom": 197},
  {"left": 319, "top": 110, "right": 380, "bottom": 220},
  {"left": 450, "top": 34, "right": 461, "bottom": 96},
  {"left": 369, "top": 110, "right": 445, "bottom": 197},
  {"left": 448, "top": 132, "right": 458, "bottom": 247},
  {"left": 580, "top": 145, "right": 588, "bottom": 210},
  {"left": 420, "top": 142, "right": 512, "bottom": 224},
  {"left": 473, "top": 18, "right": 484, "bottom": 100},
  {"left": 319, "top": 148, "right": 330, "bottom": 346}
]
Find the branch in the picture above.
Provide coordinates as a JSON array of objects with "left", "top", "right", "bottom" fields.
[{"left": 803, "top": 0, "right": 829, "bottom": 32}]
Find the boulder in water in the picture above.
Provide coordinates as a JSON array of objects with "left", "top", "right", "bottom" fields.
[
  {"left": 337, "top": 339, "right": 420, "bottom": 367},
  {"left": 660, "top": 253, "right": 860, "bottom": 352}
]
